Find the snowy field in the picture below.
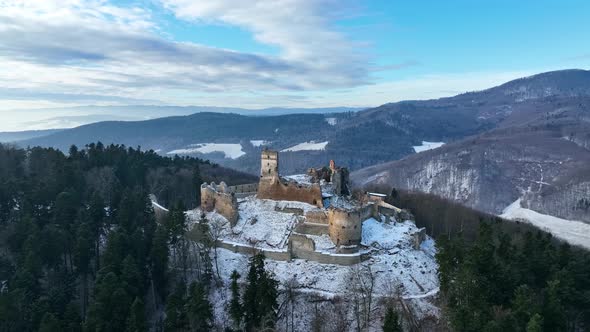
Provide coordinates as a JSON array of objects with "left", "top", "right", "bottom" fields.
[
  {"left": 325, "top": 117, "right": 337, "bottom": 125},
  {"left": 501, "top": 199, "right": 590, "bottom": 250},
  {"left": 167, "top": 143, "right": 245, "bottom": 159},
  {"left": 250, "top": 140, "right": 268, "bottom": 147},
  {"left": 282, "top": 141, "right": 329, "bottom": 152},
  {"left": 413, "top": 141, "right": 445, "bottom": 153}
]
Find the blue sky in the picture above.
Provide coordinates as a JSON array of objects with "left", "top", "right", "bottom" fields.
[{"left": 0, "top": 0, "right": 588, "bottom": 129}]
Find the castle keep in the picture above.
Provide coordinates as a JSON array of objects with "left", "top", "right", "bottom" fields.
[{"left": 199, "top": 149, "right": 419, "bottom": 265}]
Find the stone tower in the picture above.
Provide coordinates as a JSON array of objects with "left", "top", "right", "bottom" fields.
[{"left": 261, "top": 149, "right": 279, "bottom": 178}]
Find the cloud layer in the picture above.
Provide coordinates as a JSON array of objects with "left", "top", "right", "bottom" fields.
[{"left": 0, "top": 0, "right": 369, "bottom": 108}]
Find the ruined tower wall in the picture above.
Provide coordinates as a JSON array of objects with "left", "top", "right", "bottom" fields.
[
  {"left": 200, "top": 182, "right": 239, "bottom": 226},
  {"left": 327, "top": 208, "right": 363, "bottom": 246},
  {"left": 261, "top": 150, "right": 279, "bottom": 178},
  {"left": 257, "top": 177, "right": 324, "bottom": 208}
]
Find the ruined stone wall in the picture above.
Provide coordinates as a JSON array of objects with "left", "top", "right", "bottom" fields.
[
  {"left": 257, "top": 177, "right": 323, "bottom": 208},
  {"left": 304, "top": 210, "right": 328, "bottom": 224},
  {"left": 331, "top": 168, "right": 350, "bottom": 196},
  {"left": 228, "top": 183, "right": 259, "bottom": 194},
  {"left": 289, "top": 234, "right": 316, "bottom": 255},
  {"left": 327, "top": 207, "right": 363, "bottom": 246},
  {"left": 200, "top": 182, "right": 239, "bottom": 226},
  {"left": 261, "top": 149, "right": 279, "bottom": 178}
]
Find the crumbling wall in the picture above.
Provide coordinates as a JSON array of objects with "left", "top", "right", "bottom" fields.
[
  {"left": 228, "top": 183, "right": 259, "bottom": 197},
  {"left": 289, "top": 234, "right": 316, "bottom": 257},
  {"left": 200, "top": 182, "right": 239, "bottom": 226},
  {"left": 304, "top": 210, "right": 328, "bottom": 224},
  {"left": 331, "top": 168, "right": 350, "bottom": 196},
  {"left": 327, "top": 208, "right": 363, "bottom": 246},
  {"left": 257, "top": 177, "right": 323, "bottom": 208}
]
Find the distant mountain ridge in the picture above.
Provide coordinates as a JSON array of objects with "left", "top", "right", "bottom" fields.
[
  {"left": 3, "top": 105, "right": 365, "bottom": 131},
  {"left": 16, "top": 69, "right": 590, "bottom": 224},
  {"left": 0, "top": 129, "right": 64, "bottom": 142}
]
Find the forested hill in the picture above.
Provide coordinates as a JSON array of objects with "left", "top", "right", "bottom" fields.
[
  {"left": 0, "top": 142, "right": 257, "bottom": 331},
  {"left": 385, "top": 188, "right": 590, "bottom": 331}
]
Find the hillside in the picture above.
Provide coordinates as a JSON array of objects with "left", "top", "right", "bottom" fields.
[{"left": 352, "top": 78, "right": 590, "bottom": 224}]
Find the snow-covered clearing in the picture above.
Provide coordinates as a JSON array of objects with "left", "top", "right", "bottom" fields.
[
  {"left": 325, "top": 117, "right": 337, "bottom": 126},
  {"left": 250, "top": 140, "right": 267, "bottom": 147},
  {"left": 362, "top": 218, "right": 416, "bottom": 250},
  {"left": 281, "top": 141, "right": 329, "bottom": 152},
  {"left": 167, "top": 143, "right": 245, "bottom": 159},
  {"left": 501, "top": 199, "right": 590, "bottom": 250},
  {"left": 413, "top": 141, "right": 445, "bottom": 153}
]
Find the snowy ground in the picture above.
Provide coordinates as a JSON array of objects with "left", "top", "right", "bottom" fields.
[
  {"left": 501, "top": 199, "right": 590, "bottom": 250},
  {"left": 211, "top": 242, "right": 439, "bottom": 331},
  {"left": 188, "top": 196, "right": 322, "bottom": 249},
  {"left": 413, "top": 141, "right": 445, "bottom": 153},
  {"left": 167, "top": 143, "right": 245, "bottom": 159},
  {"left": 325, "top": 117, "right": 337, "bottom": 126},
  {"left": 281, "top": 141, "right": 329, "bottom": 152}
]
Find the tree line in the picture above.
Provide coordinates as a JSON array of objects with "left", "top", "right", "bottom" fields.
[
  {"left": 386, "top": 188, "right": 590, "bottom": 331},
  {"left": 0, "top": 143, "right": 252, "bottom": 331}
]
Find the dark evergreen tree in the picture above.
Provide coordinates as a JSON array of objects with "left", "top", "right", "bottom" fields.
[
  {"left": 164, "top": 282, "right": 189, "bottom": 332},
  {"left": 39, "top": 312, "right": 61, "bottom": 332},
  {"left": 126, "top": 297, "right": 147, "bottom": 332},
  {"left": 382, "top": 305, "right": 402, "bottom": 332},
  {"left": 186, "top": 281, "right": 213, "bottom": 332},
  {"left": 228, "top": 270, "right": 243, "bottom": 329},
  {"left": 243, "top": 253, "right": 278, "bottom": 331},
  {"left": 151, "top": 224, "right": 170, "bottom": 301}
]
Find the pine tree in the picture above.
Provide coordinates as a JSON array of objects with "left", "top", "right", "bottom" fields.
[
  {"left": 243, "top": 253, "right": 278, "bottom": 331},
  {"left": 229, "top": 270, "right": 243, "bottom": 329},
  {"left": 256, "top": 256, "right": 278, "bottom": 330},
  {"left": 526, "top": 313, "right": 543, "bottom": 332},
  {"left": 382, "top": 305, "right": 402, "bottom": 332},
  {"left": 186, "top": 281, "right": 213, "bottom": 332},
  {"left": 243, "top": 255, "right": 260, "bottom": 331},
  {"left": 151, "top": 224, "right": 170, "bottom": 301},
  {"left": 39, "top": 312, "right": 61, "bottom": 332},
  {"left": 126, "top": 297, "right": 147, "bottom": 332},
  {"left": 164, "top": 282, "right": 189, "bottom": 332}
]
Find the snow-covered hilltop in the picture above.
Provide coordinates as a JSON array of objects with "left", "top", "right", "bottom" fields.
[{"left": 183, "top": 149, "right": 440, "bottom": 330}]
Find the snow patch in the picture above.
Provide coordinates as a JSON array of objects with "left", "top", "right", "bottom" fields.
[
  {"left": 501, "top": 199, "right": 590, "bottom": 250},
  {"left": 167, "top": 143, "right": 245, "bottom": 159},
  {"left": 282, "top": 141, "right": 329, "bottom": 152},
  {"left": 250, "top": 140, "right": 267, "bottom": 147},
  {"left": 362, "top": 218, "right": 416, "bottom": 250},
  {"left": 413, "top": 141, "right": 445, "bottom": 153},
  {"left": 325, "top": 117, "right": 337, "bottom": 126}
]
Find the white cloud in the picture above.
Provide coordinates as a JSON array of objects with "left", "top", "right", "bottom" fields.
[{"left": 0, "top": 0, "right": 369, "bottom": 110}]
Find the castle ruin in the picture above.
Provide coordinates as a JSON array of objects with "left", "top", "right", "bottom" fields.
[{"left": 199, "top": 149, "right": 417, "bottom": 264}]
